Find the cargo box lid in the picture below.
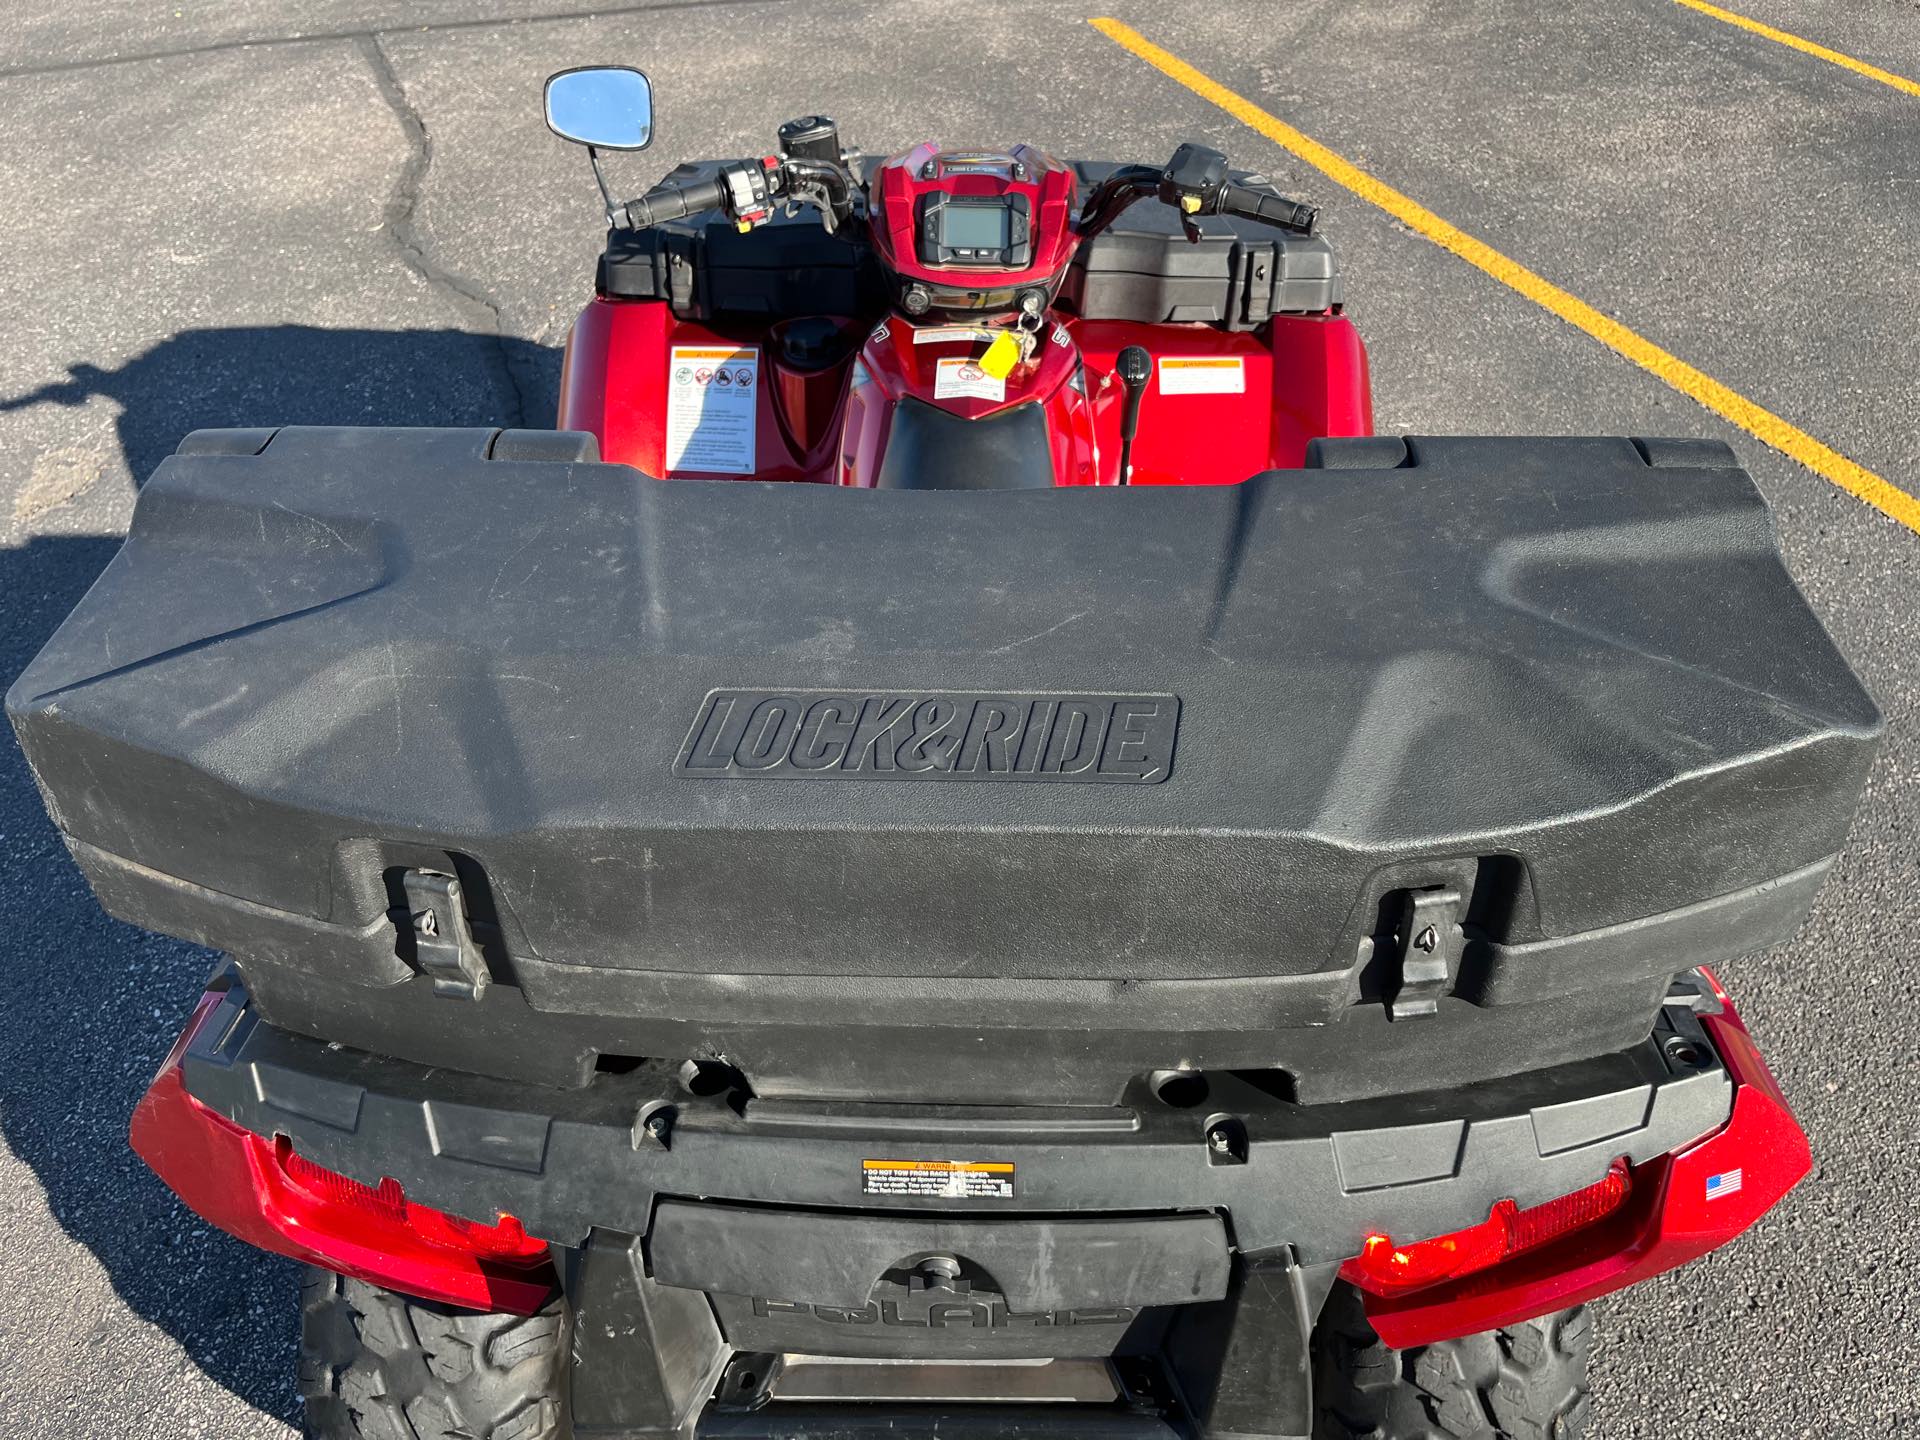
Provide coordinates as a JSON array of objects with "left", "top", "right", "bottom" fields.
[
  {"left": 8, "top": 429, "right": 1880, "bottom": 990},
  {"left": 1061, "top": 161, "right": 1341, "bottom": 323}
]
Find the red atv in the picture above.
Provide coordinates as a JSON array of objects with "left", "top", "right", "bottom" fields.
[
  {"left": 4, "top": 65, "right": 1881, "bottom": 1440},
  {"left": 546, "top": 70, "right": 1369, "bottom": 490}
]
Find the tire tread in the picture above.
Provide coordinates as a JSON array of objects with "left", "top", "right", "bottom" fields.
[
  {"left": 298, "top": 1268, "right": 569, "bottom": 1440},
  {"left": 1312, "top": 1283, "right": 1593, "bottom": 1440}
]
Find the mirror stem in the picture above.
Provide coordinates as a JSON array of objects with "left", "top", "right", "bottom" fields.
[{"left": 587, "top": 145, "right": 620, "bottom": 227}]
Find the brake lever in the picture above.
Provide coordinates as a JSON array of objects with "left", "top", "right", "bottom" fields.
[{"left": 777, "top": 157, "right": 858, "bottom": 236}]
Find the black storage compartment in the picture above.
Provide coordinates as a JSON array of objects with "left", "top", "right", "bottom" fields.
[
  {"left": 599, "top": 160, "right": 886, "bottom": 321},
  {"left": 1059, "top": 162, "right": 1341, "bottom": 327},
  {"left": 8, "top": 428, "right": 1880, "bottom": 1104}
]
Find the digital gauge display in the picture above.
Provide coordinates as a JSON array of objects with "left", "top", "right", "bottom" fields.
[
  {"left": 938, "top": 204, "right": 1012, "bottom": 251},
  {"left": 919, "top": 194, "right": 1032, "bottom": 268}
]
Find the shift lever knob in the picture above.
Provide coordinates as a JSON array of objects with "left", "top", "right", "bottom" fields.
[
  {"left": 1117, "top": 347, "right": 1153, "bottom": 418},
  {"left": 1116, "top": 346, "right": 1153, "bottom": 484}
]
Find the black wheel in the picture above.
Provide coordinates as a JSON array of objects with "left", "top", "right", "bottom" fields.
[
  {"left": 1312, "top": 1281, "right": 1592, "bottom": 1440},
  {"left": 299, "top": 1267, "right": 571, "bottom": 1440}
]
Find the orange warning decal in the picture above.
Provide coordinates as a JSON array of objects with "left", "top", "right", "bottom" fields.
[{"left": 861, "top": 1159, "right": 1016, "bottom": 1199}]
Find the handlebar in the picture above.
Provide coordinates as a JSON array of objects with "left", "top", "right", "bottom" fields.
[
  {"left": 1074, "top": 164, "right": 1164, "bottom": 240},
  {"left": 1075, "top": 147, "right": 1316, "bottom": 241},
  {"left": 613, "top": 144, "right": 1310, "bottom": 243},
  {"left": 615, "top": 154, "right": 855, "bottom": 234}
]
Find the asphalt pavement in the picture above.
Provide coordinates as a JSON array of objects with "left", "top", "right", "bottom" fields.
[{"left": 1, "top": 1, "right": 1915, "bottom": 1434}]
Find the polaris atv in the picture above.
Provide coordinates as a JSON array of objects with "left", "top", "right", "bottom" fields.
[{"left": 5, "top": 66, "right": 1882, "bottom": 1440}]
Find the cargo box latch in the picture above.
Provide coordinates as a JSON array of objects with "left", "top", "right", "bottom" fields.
[
  {"left": 401, "top": 870, "right": 490, "bottom": 1001},
  {"left": 1387, "top": 886, "right": 1463, "bottom": 1021}
]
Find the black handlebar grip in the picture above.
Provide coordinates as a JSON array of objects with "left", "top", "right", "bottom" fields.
[
  {"left": 620, "top": 175, "right": 730, "bottom": 229},
  {"left": 1218, "top": 182, "right": 1316, "bottom": 235}
]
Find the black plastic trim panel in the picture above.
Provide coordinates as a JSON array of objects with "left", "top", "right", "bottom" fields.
[{"left": 180, "top": 982, "right": 1732, "bottom": 1268}]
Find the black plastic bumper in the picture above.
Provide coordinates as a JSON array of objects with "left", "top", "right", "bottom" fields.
[
  {"left": 181, "top": 979, "right": 1731, "bottom": 1268},
  {"left": 180, "top": 983, "right": 1735, "bottom": 1436},
  {"left": 176, "top": 980, "right": 1732, "bottom": 1437}
]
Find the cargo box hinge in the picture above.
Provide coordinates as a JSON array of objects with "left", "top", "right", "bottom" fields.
[
  {"left": 1387, "top": 886, "right": 1463, "bottom": 1021},
  {"left": 401, "top": 869, "right": 490, "bottom": 1001}
]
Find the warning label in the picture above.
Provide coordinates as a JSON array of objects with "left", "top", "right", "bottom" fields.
[
  {"left": 909, "top": 325, "right": 999, "bottom": 346},
  {"left": 862, "top": 1159, "right": 1015, "bottom": 1200},
  {"left": 933, "top": 356, "right": 1006, "bottom": 403},
  {"left": 1159, "top": 356, "right": 1245, "bottom": 396},
  {"left": 666, "top": 345, "right": 758, "bottom": 474}
]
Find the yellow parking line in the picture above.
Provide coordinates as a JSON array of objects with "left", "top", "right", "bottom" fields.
[
  {"left": 1089, "top": 17, "right": 1920, "bottom": 539},
  {"left": 1673, "top": 0, "right": 1920, "bottom": 100}
]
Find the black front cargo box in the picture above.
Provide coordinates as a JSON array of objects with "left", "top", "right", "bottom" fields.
[
  {"left": 1059, "top": 161, "right": 1341, "bottom": 326},
  {"left": 598, "top": 161, "right": 887, "bottom": 321},
  {"left": 8, "top": 429, "right": 1879, "bottom": 1104}
]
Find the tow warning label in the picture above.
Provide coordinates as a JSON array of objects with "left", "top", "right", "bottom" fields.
[
  {"left": 666, "top": 345, "right": 759, "bottom": 474},
  {"left": 1158, "top": 355, "right": 1245, "bottom": 396},
  {"left": 862, "top": 1159, "right": 1015, "bottom": 1199}
]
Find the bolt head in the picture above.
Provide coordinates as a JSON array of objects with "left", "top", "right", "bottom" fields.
[{"left": 1206, "top": 1125, "right": 1233, "bottom": 1153}]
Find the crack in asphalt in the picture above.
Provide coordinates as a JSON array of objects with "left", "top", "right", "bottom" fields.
[
  {"left": 0, "top": 0, "right": 797, "bottom": 83},
  {"left": 356, "top": 33, "right": 531, "bottom": 429},
  {"left": 0, "top": 0, "right": 806, "bottom": 429}
]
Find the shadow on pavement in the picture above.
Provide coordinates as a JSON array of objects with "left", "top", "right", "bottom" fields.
[
  {"left": 0, "top": 323, "right": 560, "bottom": 483},
  {"left": 0, "top": 324, "right": 562, "bottom": 1422}
]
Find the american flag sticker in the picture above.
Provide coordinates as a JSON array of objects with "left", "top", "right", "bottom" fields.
[{"left": 1705, "top": 1168, "right": 1744, "bottom": 1200}]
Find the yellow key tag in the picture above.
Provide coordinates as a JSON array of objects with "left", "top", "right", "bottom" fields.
[{"left": 978, "top": 331, "right": 1021, "bottom": 380}]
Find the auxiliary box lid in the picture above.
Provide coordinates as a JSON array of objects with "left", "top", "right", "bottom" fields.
[{"left": 7, "top": 428, "right": 1880, "bottom": 986}]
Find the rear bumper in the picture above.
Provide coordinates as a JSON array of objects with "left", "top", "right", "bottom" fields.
[
  {"left": 134, "top": 969, "right": 1808, "bottom": 1437},
  {"left": 164, "top": 977, "right": 1736, "bottom": 1271}
]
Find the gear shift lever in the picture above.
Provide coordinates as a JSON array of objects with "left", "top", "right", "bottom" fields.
[{"left": 1115, "top": 346, "right": 1152, "bottom": 485}]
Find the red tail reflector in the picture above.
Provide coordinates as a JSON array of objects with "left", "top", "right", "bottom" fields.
[
  {"left": 1345, "top": 970, "right": 1812, "bottom": 1349},
  {"left": 130, "top": 997, "right": 555, "bottom": 1315},
  {"left": 1344, "top": 1159, "right": 1632, "bottom": 1296}
]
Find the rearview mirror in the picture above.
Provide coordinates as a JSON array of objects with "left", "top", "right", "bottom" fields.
[{"left": 544, "top": 66, "right": 653, "bottom": 151}]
